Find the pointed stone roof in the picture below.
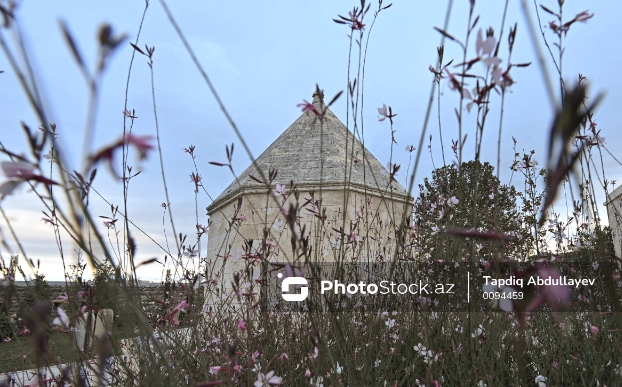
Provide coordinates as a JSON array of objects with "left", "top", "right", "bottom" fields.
[{"left": 208, "top": 91, "right": 411, "bottom": 213}]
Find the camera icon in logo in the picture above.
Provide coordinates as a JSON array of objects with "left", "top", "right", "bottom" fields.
[{"left": 278, "top": 273, "right": 308, "bottom": 301}]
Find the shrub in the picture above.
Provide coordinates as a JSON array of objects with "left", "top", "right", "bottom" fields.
[{"left": 414, "top": 160, "right": 529, "bottom": 261}]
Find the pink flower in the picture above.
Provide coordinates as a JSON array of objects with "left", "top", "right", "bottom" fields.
[
  {"left": 1, "top": 160, "right": 35, "bottom": 178},
  {"left": 492, "top": 67, "right": 514, "bottom": 88},
  {"left": 173, "top": 299, "right": 188, "bottom": 314},
  {"left": 378, "top": 104, "right": 397, "bottom": 123},
  {"left": 279, "top": 353, "right": 288, "bottom": 360},
  {"left": 590, "top": 325, "right": 599, "bottom": 338},
  {"left": 190, "top": 172, "right": 203, "bottom": 193},
  {"left": 525, "top": 267, "right": 571, "bottom": 312},
  {"left": 273, "top": 183, "right": 286, "bottom": 196},
  {"left": 297, "top": 100, "right": 320, "bottom": 117},
  {"left": 124, "top": 134, "right": 154, "bottom": 160},
  {"left": 475, "top": 29, "right": 501, "bottom": 68},
  {"left": 305, "top": 369, "right": 311, "bottom": 378},
  {"left": 444, "top": 68, "right": 462, "bottom": 92},
  {"left": 348, "top": 10, "right": 365, "bottom": 30},
  {"left": 237, "top": 319, "right": 247, "bottom": 331},
  {"left": 574, "top": 10, "right": 594, "bottom": 23},
  {"left": 89, "top": 134, "right": 154, "bottom": 177},
  {"left": 0, "top": 161, "right": 60, "bottom": 197},
  {"left": 209, "top": 366, "right": 221, "bottom": 375},
  {"left": 476, "top": 29, "right": 495, "bottom": 57}
]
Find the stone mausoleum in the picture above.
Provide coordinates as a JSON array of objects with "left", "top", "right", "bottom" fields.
[{"left": 205, "top": 90, "right": 413, "bottom": 299}]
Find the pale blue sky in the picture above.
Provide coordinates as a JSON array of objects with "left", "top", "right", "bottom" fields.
[{"left": 1, "top": 1, "right": 620, "bottom": 281}]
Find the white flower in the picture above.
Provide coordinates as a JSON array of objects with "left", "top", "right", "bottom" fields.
[
  {"left": 478, "top": 381, "right": 487, "bottom": 387},
  {"left": 447, "top": 196, "right": 459, "bottom": 207},
  {"left": 374, "top": 359, "right": 381, "bottom": 367},
  {"left": 310, "top": 376, "right": 324, "bottom": 387},
  {"left": 482, "top": 283, "right": 515, "bottom": 312},
  {"left": 535, "top": 375, "right": 547, "bottom": 387},
  {"left": 272, "top": 183, "right": 286, "bottom": 196},
  {"left": 471, "top": 324, "right": 484, "bottom": 338},
  {"left": 52, "top": 307, "right": 69, "bottom": 328},
  {"left": 335, "top": 362, "right": 343, "bottom": 374},
  {"left": 254, "top": 370, "right": 282, "bottom": 386},
  {"left": 475, "top": 29, "right": 502, "bottom": 68},
  {"left": 414, "top": 343, "right": 427, "bottom": 353},
  {"left": 272, "top": 218, "right": 285, "bottom": 231},
  {"left": 385, "top": 319, "right": 396, "bottom": 329}
]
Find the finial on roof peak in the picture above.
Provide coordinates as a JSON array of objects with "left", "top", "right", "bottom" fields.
[{"left": 312, "top": 88, "right": 325, "bottom": 105}]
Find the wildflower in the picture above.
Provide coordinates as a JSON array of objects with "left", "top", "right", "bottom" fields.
[
  {"left": 237, "top": 320, "right": 247, "bottom": 331},
  {"left": 447, "top": 196, "right": 459, "bottom": 206},
  {"left": 273, "top": 183, "right": 286, "bottom": 196},
  {"left": 475, "top": 29, "right": 501, "bottom": 68},
  {"left": 492, "top": 67, "right": 514, "bottom": 88},
  {"left": 254, "top": 370, "right": 282, "bottom": 386},
  {"left": 385, "top": 319, "right": 396, "bottom": 329},
  {"left": 575, "top": 10, "right": 594, "bottom": 22},
  {"left": 184, "top": 246, "right": 198, "bottom": 258},
  {"left": 52, "top": 307, "right": 70, "bottom": 328},
  {"left": 444, "top": 68, "right": 462, "bottom": 92},
  {"left": 297, "top": 100, "right": 320, "bottom": 117},
  {"left": 378, "top": 104, "right": 397, "bottom": 123},
  {"left": 0, "top": 160, "right": 59, "bottom": 198},
  {"left": 525, "top": 267, "right": 571, "bottom": 313},
  {"left": 209, "top": 366, "right": 221, "bottom": 375},
  {"left": 348, "top": 232, "right": 360, "bottom": 244},
  {"left": 42, "top": 149, "right": 57, "bottom": 163},
  {"left": 310, "top": 376, "right": 324, "bottom": 387},
  {"left": 123, "top": 109, "right": 137, "bottom": 119},
  {"left": 334, "top": 7, "right": 366, "bottom": 30},
  {"left": 89, "top": 134, "right": 154, "bottom": 178},
  {"left": 335, "top": 362, "right": 343, "bottom": 374},
  {"left": 405, "top": 145, "right": 416, "bottom": 152},
  {"left": 272, "top": 218, "right": 284, "bottom": 231},
  {"left": 471, "top": 324, "right": 484, "bottom": 338},
  {"left": 535, "top": 375, "right": 547, "bottom": 387},
  {"left": 590, "top": 325, "right": 599, "bottom": 338},
  {"left": 190, "top": 172, "right": 203, "bottom": 193},
  {"left": 348, "top": 9, "right": 365, "bottom": 30}
]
